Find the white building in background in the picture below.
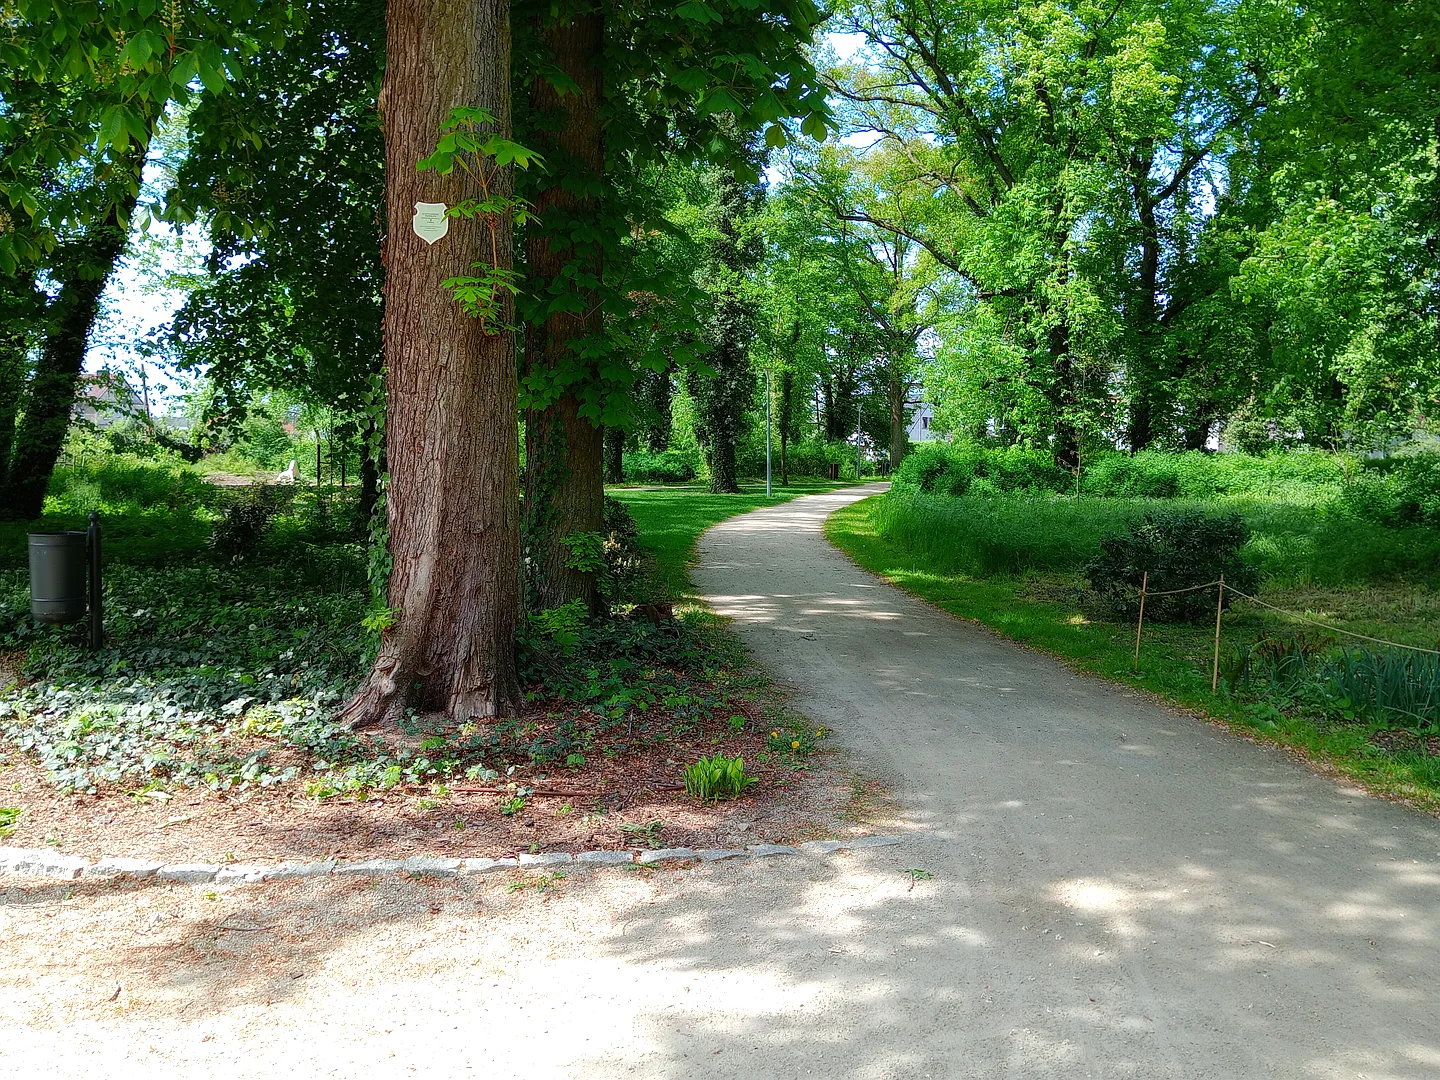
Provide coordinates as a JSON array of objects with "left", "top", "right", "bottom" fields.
[{"left": 906, "top": 401, "right": 938, "bottom": 443}]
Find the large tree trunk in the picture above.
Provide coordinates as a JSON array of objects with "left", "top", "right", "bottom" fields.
[
  {"left": 643, "top": 363, "right": 672, "bottom": 450},
  {"left": 778, "top": 368, "right": 793, "bottom": 486},
  {"left": 521, "top": 9, "right": 606, "bottom": 614},
  {"left": 603, "top": 425, "right": 624, "bottom": 483},
  {"left": 2, "top": 208, "right": 135, "bottom": 520},
  {"left": 1047, "top": 319, "right": 1081, "bottom": 473},
  {"left": 342, "top": 0, "right": 521, "bottom": 727},
  {"left": 0, "top": 272, "right": 41, "bottom": 479},
  {"left": 887, "top": 358, "right": 907, "bottom": 468},
  {"left": 1126, "top": 145, "right": 1161, "bottom": 453}
]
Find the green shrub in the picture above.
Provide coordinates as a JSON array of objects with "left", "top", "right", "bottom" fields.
[
  {"left": 1085, "top": 509, "right": 1259, "bottom": 621},
  {"left": 601, "top": 496, "right": 647, "bottom": 602},
  {"left": 622, "top": 448, "right": 699, "bottom": 484},
  {"left": 47, "top": 456, "right": 216, "bottom": 516},
  {"left": 211, "top": 484, "right": 294, "bottom": 562},
  {"left": 892, "top": 442, "right": 1070, "bottom": 497},
  {"left": 1344, "top": 451, "right": 1440, "bottom": 527},
  {"left": 237, "top": 417, "right": 297, "bottom": 471},
  {"left": 1079, "top": 449, "right": 1350, "bottom": 503},
  {"left": 682, "top": 754, "right": 756, "bottom": 801}
]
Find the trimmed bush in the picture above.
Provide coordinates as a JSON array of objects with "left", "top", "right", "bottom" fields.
[{"left": 1085, "top": 509, "right": 1259, "bottom": 622}]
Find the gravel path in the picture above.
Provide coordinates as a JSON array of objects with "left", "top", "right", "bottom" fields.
[{"left": 3, "top": 484, "right": 1438, "bottom": 1078}]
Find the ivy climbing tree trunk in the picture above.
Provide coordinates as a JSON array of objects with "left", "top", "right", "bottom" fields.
[
  {"left": 887, "top": 357, "right": 908, "bottom": 468},
  {"left": 602, "top": 426, "right": 624, "bottom": 483},
  {"left": 2, "top": 195, "right": 139, "bottom": 520},
  {"left": 342, "top": 0, "right": 521, "bottom": 727},
  {"left": 521, "top": 6, "right": 606, "bottom": 614}
]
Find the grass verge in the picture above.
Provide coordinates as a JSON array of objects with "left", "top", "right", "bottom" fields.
[
  {"left": 826, "top": 494, "right": 1440, "bottom": 815},
  {"left": 610, "top": 481, "right": 848, "bottom": 601}
]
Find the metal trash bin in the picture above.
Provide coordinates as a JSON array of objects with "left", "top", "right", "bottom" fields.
[
  {"left": 28, "top": 531, "right": 88, "bottom": 624},
  {"left": 28, "top": 512, "right": 103, "bottom": 647}
]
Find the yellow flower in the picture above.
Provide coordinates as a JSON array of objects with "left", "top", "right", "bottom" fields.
[{"left": 791, "top": 740, "right": 800, "bottom": 749}]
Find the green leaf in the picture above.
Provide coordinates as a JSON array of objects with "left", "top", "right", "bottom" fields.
[
  {"left": 674, "top": 1, "right": 723, "bottom": 22},
  {"left": 764, "top": 123, "right": 787, "bottom": 149}
]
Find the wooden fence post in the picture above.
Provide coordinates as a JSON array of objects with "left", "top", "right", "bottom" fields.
[
  {"left": 1133, "top": 570, "right": 1148, "bottom": 672},
  {"left": 1211, "top": 574, "right": 1225, "bottom": 693}
]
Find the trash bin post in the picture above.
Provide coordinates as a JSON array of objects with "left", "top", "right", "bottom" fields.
[{"left": 88, "top": 511, "right": 102, "bottom": 650}]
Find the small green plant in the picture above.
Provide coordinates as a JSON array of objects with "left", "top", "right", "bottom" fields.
[
  {"left": 903, "top": 868, "right": 932, "bottom": 881},
  {"left": 0, "top": 807, "right": 21, "bottom": 837},
  {"left": 529, "top": 599, "right": 588, "bottom": 654},
  {"left": 727, "top": 714, "right": 745, "bottom": 733},
  {"left": 619, "top": 819, "right": 663, "bottom": 847},
  {"left": 682, "top": 754, "right": 757, "bottom": 802},
  {"left": 507, "top": 871, "right": 567, "bottom": 893},
  {"left": 765, "top": 722, "right": 823, "bottom": 757},
  {"left": 565, "top": 753, "right": 586, "bottom": 767},
  {"left": 500, "top": 794, "right": 527, "bottom": 816}
]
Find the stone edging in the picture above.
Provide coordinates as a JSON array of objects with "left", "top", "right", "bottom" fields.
[{"left": 0, "top": 836, "right": 902, "bottom": 884}]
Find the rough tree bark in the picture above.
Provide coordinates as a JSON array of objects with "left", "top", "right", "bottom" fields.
[
  {"left": 778, "top": 368, "right": 793, "bottom": 486},
  {"left": 887, "top": 357, "right": 908, "bottom": 468},
  {"left": 342, "top": 0, "right": 521, "bottom": 726},
  {"left": 522, "top": 7, "right": 606, "bottom": 613},
  {"left": 602, "top": 425, "right": 623, "bottom": 483},
  {"left": 2, "top": 202, "right": 138, "bottom": 520},
  {"left": 1126, "top": 143, "right": 1161, "bottom": 452}
]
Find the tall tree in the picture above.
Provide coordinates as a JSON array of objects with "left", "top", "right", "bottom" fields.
[
  {"left": 341, "top": 0, "right": 522, "bottom": 726},
  {"left": 686, "top": 164, "right": 759, "bottom": 492},
  {"left": 519, "top": 1, "right": 608, "bottom": 613},
  {"left": 0, "top": 0, "right": 291, "bottom": 517}
]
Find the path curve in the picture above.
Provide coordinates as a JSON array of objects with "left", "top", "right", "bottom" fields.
[{"left": 693, "top": 483, "right": 1440, "bottom": 1078}]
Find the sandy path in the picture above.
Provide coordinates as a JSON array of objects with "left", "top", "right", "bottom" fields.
[
  {"left": 3, "top": 485, "right": 1438, "bottom": 1078},
  {"left": 691, "top": 484, "right": 1440, "bottom": 1078}
]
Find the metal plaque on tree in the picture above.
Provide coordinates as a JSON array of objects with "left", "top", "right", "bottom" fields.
[{"left": 412, "top": 202, "right": 449, "bottom": 245}]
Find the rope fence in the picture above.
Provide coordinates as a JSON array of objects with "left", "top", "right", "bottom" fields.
[{"left": 1129, "top": 574, "right": 1440, "bottom": 692}]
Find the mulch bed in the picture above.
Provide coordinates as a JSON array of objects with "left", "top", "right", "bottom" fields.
[
  {"left": 1369, "top": 729, "right": 1440, "bottom": 758},
  {"left": 0, "top": 704, "right": 865, "bottom": 865}
]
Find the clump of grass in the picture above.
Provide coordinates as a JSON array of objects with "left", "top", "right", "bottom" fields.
[
  {"left": 1232, "top": 636, "right": 1440, "bottom": 731},
  {"left": 682, "top": 754, "right": 756, "bottom": 802}
]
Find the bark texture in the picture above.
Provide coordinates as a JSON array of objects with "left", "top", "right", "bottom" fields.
[
  {"left": 2, "top": 206, "right": 136, "bottom": 520},
  {"left": 522, "top": 9, "right": 606, "bottom": 613},
  {"left": 343, "top": 0, "right": 521, "bottom": 726},
  {"left": 887, "top": 359, "right": 907, "bottom": 468}
]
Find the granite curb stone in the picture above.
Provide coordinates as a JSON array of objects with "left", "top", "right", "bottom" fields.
[
  {"left": 86, "top": 857, "right": 162, "bottom": 879},
  {"left": 264, "top": 860, "right": 336, "bottom": 879},
  {"left": 518, "top": 853, "right": 574, "bottom": 868},
  {"left": 0, "top": 836, "right": 903, "bottom": 883},
  {"left": 575, "top": 851, "right": 634, "bottom": 865},
  {"left": 461, "top": 857, "right": 519, "bottom": 874},
  {"left": 334, "top": 859, "right": 407, "bottom": 875},
  {"left": 402, "top": 857, "right": 463, "bottom": 876}
]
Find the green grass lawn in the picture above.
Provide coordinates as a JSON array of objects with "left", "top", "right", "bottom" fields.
[
  {"left": 827, "top": 494, "right": 1440, "bottom": 814},
  {"left": 611, "top": 480, "right": 849, "bottom": 600}
]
